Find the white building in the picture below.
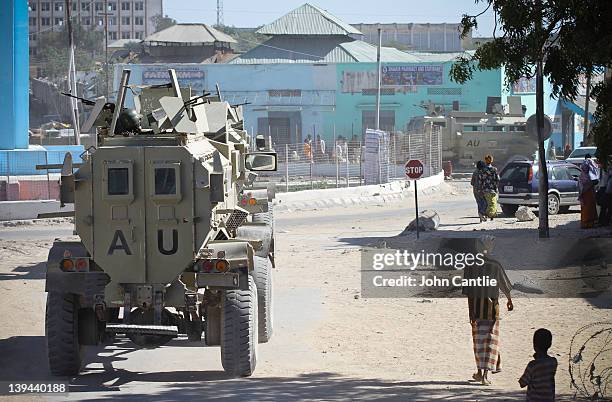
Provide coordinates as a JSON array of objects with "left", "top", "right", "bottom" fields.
[{"left": 28, "top": 0, "right": 163, "bottom": 55}]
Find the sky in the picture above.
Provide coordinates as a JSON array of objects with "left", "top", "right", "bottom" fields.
[{"left": 163, "top": 0, "right": 498, "bottom": 38}]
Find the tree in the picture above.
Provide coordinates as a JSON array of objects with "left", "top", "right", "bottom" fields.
[
  {"left": 451, "top": 0, "right": 612, "bottom": 163},
  {"left": 151, "top": 14, "right": 177, "bottom": 33},
  {"left": 35, "top": 24, "right": 101, "bottom": 79},
  {"left": 450, "top": 0, "right": 612, "bottom": 237},
  {"left": 214, "top": 25, "right": 266, "bottom": 53}
]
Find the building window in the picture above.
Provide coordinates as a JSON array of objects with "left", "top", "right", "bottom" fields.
[
  {"left": 95, "top": 2, "right": 104, "bottom": 11},
  {"left": 81, "top": 2, "right": 90, "bottom": 11},
  {"left": 121, "top": 2, "right": 130, "bottom": 11},
  {"left": 134, "top": 1, "right": 144, "bottom": 11},
  {"left": 41, "top": 2, "right": 50, "bottom": 12},
  {"left": 134, "top": 31, "right": 143, "bottom": 39},
  {"left": 121, "top": 16, "right": 131, "bottom": 25},
  {"left": 29, "top": 2, "right": 37, "bottom": 12},
  {"left": 29, "top": 17, "right": 37, "bottom": 26},
  {"left": 72, "top": 1, "right": 77, "bottom": 11},
  {"left": 134, "top": 16, "right": 143, "bottom": 25},
  {"left": 121, "top": 31, "right": 131, "bottom": 39},
  {"left": 55, "top": 17, "right": 64, "bottom": 25},
  {"left": 109, "top": 17, "right": 116, "bottom": 25},
  {"left": 29, "top": 47, "right": 38, "bottom": 56},
  {"left": 30, "top": 33, "right": 38, "bottom": 41},
  {"left": 82, "top": 17, "right": 91, "bottom": 25},
  {"left": 96, "top": 17, "right": 104, "bottom": 26},
  {"left": 108, "top": 31, "right": 117, "bottom": 40},
  {"left": 108, "top": 2, "right": 117, "bottom": 11},
  {"left": 54, "top": 2, "right": 63, "bottom": 12},
  {"left": 41, "top": 17, "right": 50, "bottom": 26}
]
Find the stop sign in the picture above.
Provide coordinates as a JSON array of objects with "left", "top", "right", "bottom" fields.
[{"left": 405, "top": 159, "right": 424, "bottom": 179}]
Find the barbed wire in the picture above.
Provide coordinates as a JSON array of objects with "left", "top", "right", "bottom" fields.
[{"left": 569, "top": 321, "right": 612, "bottom": 400}]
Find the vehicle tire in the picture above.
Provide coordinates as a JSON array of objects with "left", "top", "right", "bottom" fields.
[
  {"left": 253, "top": 207, "right": 273, "bottom": 231},
  {"left": 559, "top": 206, "right": 571, "bottom": 213},
  {"left": 221, "top": 275, "right": 258, "bottom": 377},
  {"left": 46, "top": 292, "right": 82, "bottom": 376},
  {"left": 253, "top": 256, "right": 273, "bottom": 343},
  {"left": 500, "top": 204, "right": 519, "bottom": 217},
  {"left": 547, "top": 193, "right": 561, "bottom": 215}
]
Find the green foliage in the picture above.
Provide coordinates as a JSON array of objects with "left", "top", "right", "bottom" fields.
[
  {"left": 214, "top": 25, "right": 266, "bottom": 53},
  {"left": 151, "top": 14, "right": 177, "bottom": 33},
  {"left": 450, "top": 0, "right": 612, "bottom": 161},
  {"left": 35, "top": 24, "right": 101, "bottom": 79}
]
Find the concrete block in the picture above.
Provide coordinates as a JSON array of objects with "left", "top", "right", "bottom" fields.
[{"left": 0, "top": 200, "right": 73, "bottom": 221}]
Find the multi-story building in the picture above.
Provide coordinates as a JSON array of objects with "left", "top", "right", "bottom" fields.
[
  {"left": 351, "top": 23, "right": 469, "bottom": 52},
  {"left": 28, "top": 0, "right": 163, "bottom": 56}
]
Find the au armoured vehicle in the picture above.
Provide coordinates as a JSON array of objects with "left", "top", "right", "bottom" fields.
[
  {"left": 406, "top": 96, "right": 538, "bottom": 172},
  {"left": 44, "top": 69, "right": 277, "bottom": 377}
]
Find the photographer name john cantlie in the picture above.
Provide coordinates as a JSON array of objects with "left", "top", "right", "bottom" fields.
[{"left": 372, "top": 274, "right": 498, "bottom": 287}]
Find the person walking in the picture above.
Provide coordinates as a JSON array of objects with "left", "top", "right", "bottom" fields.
[
  {"left": 479, "top": 155, "right": 500, "bottom": 220},
  {"left": 461, "top": 236, "right": 514, "bottom": 386},
  {"left": 579, "top": 155, "right": 598, "bottom": 228},
  {"left": 303, "top": 135, "right": 313, "bottom": 161},
  {"left": 471, "top": 161, "right": 487, "bottom": 222}
]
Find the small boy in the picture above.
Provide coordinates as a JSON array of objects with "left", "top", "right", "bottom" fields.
[{"left": 519, "top": 328, "right": 557, "bottom": 402}]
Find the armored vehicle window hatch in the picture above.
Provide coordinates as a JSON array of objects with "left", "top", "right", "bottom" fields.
[
  {"left": 149, "top": 162, "right": 182, "bottom": 202},
  {"left": 104, "top": 161, "right": 134, "bottom": 202}
]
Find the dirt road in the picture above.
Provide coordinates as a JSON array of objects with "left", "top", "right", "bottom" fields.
[{"left": 0, "top": 182, "right": 610, "bottom": 401}]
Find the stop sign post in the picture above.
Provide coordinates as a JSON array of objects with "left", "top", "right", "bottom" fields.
[{"left": 405, "top": 160, "right": 424, "bottom": 238}]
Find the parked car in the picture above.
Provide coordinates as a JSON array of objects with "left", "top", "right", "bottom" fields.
[
  {"left": 498, "top": 160, "right": 582, "bottom": 216},
  {"left": 565, "top": 146, "right": 597, "bottom": 166}
]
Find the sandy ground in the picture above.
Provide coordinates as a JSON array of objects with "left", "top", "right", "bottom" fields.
[{"left": 0, "top": 181, "right": 610, "bottom": 401}]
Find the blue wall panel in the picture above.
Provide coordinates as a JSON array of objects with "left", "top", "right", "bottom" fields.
[{"left": 0, "top": 0, "right": 29, "bottom": 150}]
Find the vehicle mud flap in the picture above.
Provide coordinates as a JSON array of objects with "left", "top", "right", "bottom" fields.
[
  {"left": 46, "top": 292, "right": 82, "bottom": 376},
  {"left": 78, "top": 307, "right": 100, "bottom": 345},
  {"left": 253, "top": 256, "right": 273, "bottom": 343},
  {"left": 205, "top": 305, "right": 221, "bottom": 346},
  {"left": 221, "top": 275, "right": 258, "bottom": 377}
]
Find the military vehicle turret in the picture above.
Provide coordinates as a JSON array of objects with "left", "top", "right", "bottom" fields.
[{"left": 44, "top": 69, "right": 276, "bottom": 377}]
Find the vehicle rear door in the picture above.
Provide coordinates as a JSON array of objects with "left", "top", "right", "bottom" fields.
[
  {"left": 92, "top": 147, "right": 146, "bottom": 283},
  {"left": 499, "top": 163, "right": 531, "bottom": 195}
]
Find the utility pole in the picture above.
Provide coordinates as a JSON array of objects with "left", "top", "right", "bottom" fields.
[
  {"left": 583, "top": 68, "right": 591, "bottom": 144},
  {"left": 65, "top": 0, "right": 81, "bottom": 144},
  {"left": 216, "top": 0, "right": 224, "bottom": 26},
  {"left": 375, "top": 27, "right": 382, "bottom": 130},
  {"left": 535, "top": 0, "right": 548, "bottom": 238},
  {"left": 98, "top": 0, "right": 111, "bottom": 98}
]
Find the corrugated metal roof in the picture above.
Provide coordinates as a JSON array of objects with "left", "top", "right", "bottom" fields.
[
  {"left": 107, "top": 39, "right": 140, "bottom": 49},
  {"left": 232, "top": 37, "right": 423, "bottom": 64},
  {"left": 256, "top": 3, "right": 362, "bottom": 36},
  {"left": 409, "top": 51, "right": 474, "bottom": 63},
  {"left": 144, "top": 24, "right": 237, "bottom": 44}
]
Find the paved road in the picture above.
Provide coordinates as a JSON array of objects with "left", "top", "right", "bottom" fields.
[{"left": 0, "top": 183, "right": 605, "bottom": 401}]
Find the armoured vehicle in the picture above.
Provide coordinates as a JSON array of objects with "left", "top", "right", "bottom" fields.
[
  {"left": 406, "top": 97, "right": 537, "bottom": 172},
  {"left": 44, "top": 69, "right": 277, "bottom": 377}
]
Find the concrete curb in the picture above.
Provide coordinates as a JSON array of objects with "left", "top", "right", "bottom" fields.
[
  {"left": 0, "top": 200, "right": 74, "bottom": 221},
  {"left": 274, "top": 171, "right": 445, "bottom": 211}
]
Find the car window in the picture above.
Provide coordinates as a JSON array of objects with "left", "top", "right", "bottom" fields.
[
  {"left": 501, "top": 164, "right": 530, "bottom": 181},
  {"left": 568, "top": 148, "right": 597, "bottom": 158},
  {"left": 568, "top": 166, "right": 581, "bottom": 180},
  {"left": 553, "top": 166, "right": 570, "bottom": 180}
]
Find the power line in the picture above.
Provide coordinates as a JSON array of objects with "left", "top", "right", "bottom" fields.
[{"left": 29, "top": 0, "right": 98, "bottom": 37}]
